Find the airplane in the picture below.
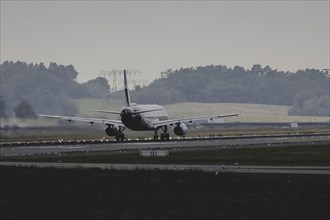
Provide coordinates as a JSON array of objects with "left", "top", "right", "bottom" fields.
[{"left": 39, "top": 70, "right": 239, "bottom": 141}]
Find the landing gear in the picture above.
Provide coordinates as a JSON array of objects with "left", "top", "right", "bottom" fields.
[
  {"left": 115, "top": 127, "right": 126, "bottom": 141},
  {"left": 160, "top": 133, "right": 170, "bottom": 141},
  {"left": 115, "top": 133, "right": 125, "bottom": 141},
  {"left": 153, "top": 130, "right": 159, "bottom": 140},
  {"left": 154, "top": 125, "right": 170, "bottom": 141}
]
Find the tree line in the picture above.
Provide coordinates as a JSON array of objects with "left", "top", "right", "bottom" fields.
[
  {"left": 0, "top": 61, "right": 110, "bottom": 118},
  {"left": 123, "top": 65, "right": 329, "bottom": 117},
  {"left": 1, "top": 61, "right": 329, "bottom": 119}
]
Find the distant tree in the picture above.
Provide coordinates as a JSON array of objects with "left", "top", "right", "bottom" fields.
[
  {"left": 134, "top": 85, "right": 141, "bottom": 91},
  {"left": 127, "top": 65, "right": 330, "bottom": 116},
  {"left": 0, "top": 96, "right": 7, "bottom": 119},
  {"left": 251, "top": 64, "right": 262, "bottom": 73},
  {"left": 14, "top": 100, "right": 37, "bottom": 121},
  {"left": 48, "top": 62, "right": 79, "bottom": 80},
  {"left": 0, "top": 61, "right": 84, "bottom": 115},
  {"left": 2, "top": 61, "right": 329, "bottom": 117},
  {"left": 289, "top": 93, "right": 330, "bottom": 117},
  {"left": 232, "top": 66, "right": 245, "bottom": 74},
  {"left": 82, "top": 77, "right": 110, "bottom": 98}
]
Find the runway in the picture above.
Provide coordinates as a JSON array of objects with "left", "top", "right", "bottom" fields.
[
  {"left": 1, "top": 133, "right": 329, "bottom": 157},
  {"left": 1, "top": 134, "right": 329, "bottom": 175},
  {"left": 1, "top": 161, "right": 329, "bottom": 175}
]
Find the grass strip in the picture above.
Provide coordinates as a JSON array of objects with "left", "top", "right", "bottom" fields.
[{"left": 2, "top": 144, "right": 329, "bottom": 166}]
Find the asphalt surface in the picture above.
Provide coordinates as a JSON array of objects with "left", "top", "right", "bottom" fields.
[
  {"left": 1, "top": 161, "right": 329, "bottom": 175},
  {"left": 1, "top": 134, "right": 329, "bottom": 157},
  {"left": 1, "top": 134, "right": 329, "bottom": 175}
]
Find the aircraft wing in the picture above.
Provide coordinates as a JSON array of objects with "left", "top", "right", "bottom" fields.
[
  {"left": 152, "top": 113, "right": 239, "bottom": 128},
  {"left": 38, "top": 114, "right": 124, "bottom": 127}
]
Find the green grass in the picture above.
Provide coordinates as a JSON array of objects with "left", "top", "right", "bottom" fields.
[
  {"left": 76, "top": 98, "right": 330, "bottom": 122},
  {"left": 4, "top": 144, "right": 329, "bottom": 166},
  {"left": 165, "top": 102, "right": 330, "bottom": 122},
  {"left": 2, "top": 99, "right": 328, "bottom": 131}
]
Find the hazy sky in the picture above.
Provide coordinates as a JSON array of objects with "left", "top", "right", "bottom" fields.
[{"left": 1, "top": 1, "right": 329, "bottom": 83}]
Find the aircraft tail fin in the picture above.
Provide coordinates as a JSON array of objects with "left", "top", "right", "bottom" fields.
[{"left": 124, "top": 70, "right": 131, "bottom": 107}]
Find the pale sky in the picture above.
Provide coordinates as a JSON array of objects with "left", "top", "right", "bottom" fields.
[{"left": 1, "top": 1, "right": 329, "bottom": 83}]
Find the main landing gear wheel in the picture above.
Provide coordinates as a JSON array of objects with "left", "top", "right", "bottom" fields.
[
  {"left": 153, "top": 131, "right": 159, "bottom": 140},
  {"left": 154, "top": 126, "right": 170, "bottom": 141},
  {"left": 115, "top": 133, "right": 125, "bottom": 141},
  {"left": 160, "top": 133, "right": 170, "bottom": 141}
]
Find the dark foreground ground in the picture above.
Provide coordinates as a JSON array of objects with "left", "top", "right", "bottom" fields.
[{"left": 1, "top": 166, "right": 329, "bottom": 220}]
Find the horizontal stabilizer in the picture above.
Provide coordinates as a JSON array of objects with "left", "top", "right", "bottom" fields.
[
  {"left": 131, "top": 109, "right": 163, "bottom": 115},
  {"left": 88, "top": 109, "right": 122, "bottom": 114},
  {"left": 89, "top": 108, "right": 163, "bottom": 115}
]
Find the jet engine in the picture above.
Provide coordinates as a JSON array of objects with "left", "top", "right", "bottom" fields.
[
  {"left": 105, "top": 125, "right": 120, "bottom": 136},
  {"left": 174, "top": 123, "right": 187, "bottom": 136}
]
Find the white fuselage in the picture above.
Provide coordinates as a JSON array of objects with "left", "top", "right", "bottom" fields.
[{"left": 121, "top": 104, "right": 168, "bottom": 131}]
